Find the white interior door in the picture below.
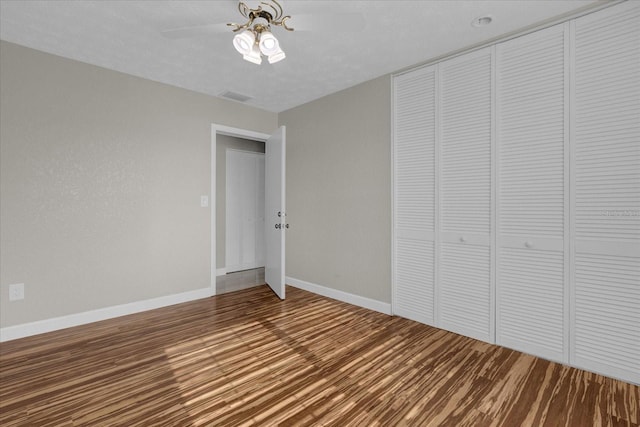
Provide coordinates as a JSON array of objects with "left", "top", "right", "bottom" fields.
[
  {"left": 265, "top": 126, "right": 286, "bottom": 299},
  {"left": 226, "top": 150, "right": 265, "bottom": 273}
]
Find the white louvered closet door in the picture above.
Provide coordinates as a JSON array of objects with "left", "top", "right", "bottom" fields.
[
  {"left": 571, "top": 2, "right": 640, "bottom": 384},
  {"left": 495, "top": 24, "right": 569, "bottom": 363},
  {"left": 393, "top": 66, "right": 437, "bottom": 325},
  {"left": 438, "top": 48, "right": 494, "bottom": 342}
]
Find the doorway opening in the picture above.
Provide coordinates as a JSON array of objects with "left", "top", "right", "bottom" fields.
[
  {"left": 220, "top": 142, "right": 266, "bottom": 294},
  {"left": 211, "top": 124, "right": 286, "bottom": 299},
  {"left": 211, "top": 125, "right": 270, "bottom": 296}
]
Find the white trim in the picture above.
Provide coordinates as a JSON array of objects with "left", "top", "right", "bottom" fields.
[
  {"left": 216, "top": 268, "right": 227, "bottom": 276},
  {"left": 214, "top": 124, "right": 271, "bottom": 142},
  {"left": 211, "top": 124, "right": 271, "bottom": 296},
  {"left": 286, "top": 276, "right": 392, "bottom": 315},
  {"left": 490, "top": 44, "right": 497, "bottom": 345},
  {"left": 568, "top": 16, "right": 577, "bottom": 369},
  {"left": 390, "top": 75, "right": 396, "bottom": 315},
  {"left": 434, "top": 61, "right": 441, "bottom": 327},
  {"left": 0, "top": 287, "right": 212, "bottom": 342},
  {"left": 494, "top": 33, "right": 503, "bottom": 355},
  {"left": 562, "top": 20, "right": 572, "bottom": 365}
]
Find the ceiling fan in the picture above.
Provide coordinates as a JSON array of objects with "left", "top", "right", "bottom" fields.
[
  {"left": 160, "top": 0, "right": 364, "bottom": 65},
  {"left": 227, "top": 0, "right": 292, "bottom": 64}
]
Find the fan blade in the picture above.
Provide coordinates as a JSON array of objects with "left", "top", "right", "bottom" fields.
[
  {"left": 161, "top": 23, "right": 230, "bottom": 39},
  {"left": 286, "top": 13, "right": 365, "bottom": 32},
  {"left": 160, "top": 12, "right": 366, "bottom": 39}
]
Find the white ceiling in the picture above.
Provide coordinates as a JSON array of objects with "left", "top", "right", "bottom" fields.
[{"left": 0, "top": 0, "right": 604, "bottom": 112}]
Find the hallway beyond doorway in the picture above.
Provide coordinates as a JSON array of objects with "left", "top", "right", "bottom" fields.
[{"left": 216, "top": 268, "right": 265, "bottom": 295}]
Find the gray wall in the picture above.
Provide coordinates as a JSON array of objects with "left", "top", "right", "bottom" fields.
[
  {"left": 215, "top": 135, "right": 265, "bottom": 269},
  {"left": 0, "top": 41, "right": 277, "bottom": 327},
  {"left": 279, "top": 75, "right": 392, "bottom": 303}
]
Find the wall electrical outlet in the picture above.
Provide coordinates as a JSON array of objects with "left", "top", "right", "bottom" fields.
[
  {"left": 9, "top": 283, "right": 25, "bottom": 301},
  {"left": 200, "top": 195, "right": 209, "bottom": 208}
]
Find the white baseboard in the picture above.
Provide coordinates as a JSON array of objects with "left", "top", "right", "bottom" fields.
[
  {"left": 286, "top": 276, "right": 392, "bottom": 315},
  {"left": 1, "top": 279, "right": 390, "bottom": 342},
  {"left": 216, "top": 268, "right": 227, "bottom": 276},
  {"left": 0, "top": 287, "right": 212, "bottom": 342}
]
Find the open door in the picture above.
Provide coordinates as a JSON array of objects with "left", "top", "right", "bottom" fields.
[{"left": 265, "top": 126, "right": 286, "bottom": 299}]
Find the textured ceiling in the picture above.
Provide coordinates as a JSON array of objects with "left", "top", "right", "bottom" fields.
[{"left": 0, "top": 0, "right": 604, "bottom": 112}]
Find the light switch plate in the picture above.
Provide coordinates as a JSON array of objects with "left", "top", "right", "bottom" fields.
[{"left": 200, "top": 195, "right": 209, "bottom": 207}]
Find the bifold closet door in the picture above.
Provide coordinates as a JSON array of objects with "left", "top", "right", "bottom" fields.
[
  {"left": 438, "top": 48, "right": 494, "bottom": 343},
  {"left": 571, "top": 2, "right": 640, "bottom": 384},
  {"left": 495, "top": 24, "right": 569, "bottom": 363},
  {"left": 393, "top": 66, "right": 436, "bottom": 325}
]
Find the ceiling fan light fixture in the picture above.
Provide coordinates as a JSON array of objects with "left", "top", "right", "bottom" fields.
[
  {"left": 259, "top": 30, "right": 280, "bottom": 56},
  {"left": 228, "top": 0, "right": 293, "bottom": 64},
  {"left": 233, "top": 30, "right": 255, "bottom": 55},
  {"left": 243, "top": 43, "right": 263, "bottom": 64},
  {"left": 268, "top": 49, "right": 286, "bottom": 64}
]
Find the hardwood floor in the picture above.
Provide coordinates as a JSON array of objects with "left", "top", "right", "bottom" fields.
[{"left": 1, "top": 286, "right": 638, "bottom": 426}]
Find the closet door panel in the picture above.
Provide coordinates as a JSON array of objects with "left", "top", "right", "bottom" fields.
[
  {"left": 572, "top": 2, "right": 640, "bottom": 384},
  {"left": 395, "top": 238, "right": 435, "bottom": 324},
  {"left": 440, "top": 53, "right": 492, "bottom": 236},
  {"left": 393, "top": 66, "right": 437, "bottom": 325},
  {"left": 440, "top": 242, "right": 491, "bottom": 341},
  {"left": 438, "top": 48, "right": 493, "bottom": 342},
  {"left": 496, "top": 24, "right": 568, "bottom": 362},
  {"left": 499, "top": 247, "right": 565, "bottom": 358},
  {"left": 574, "top": 252, "right": 639, "bottom": 382}
]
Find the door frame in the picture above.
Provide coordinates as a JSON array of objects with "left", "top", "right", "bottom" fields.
[{"left": 211, "top": 124, "right": 271, "bottom": 296}]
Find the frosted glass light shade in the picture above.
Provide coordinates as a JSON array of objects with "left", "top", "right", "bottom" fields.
[
  {"left": 268, "top": 49, "right": 286, "bottom": 64},
  {"left": 259, "top": 31, "right": 280, "bottom": 56},
  {"left": 233, "top": 31, "right": 255, "bottom": 55},
  {"left": 243, "top": 44, "right": 262, "bottom": 64}
]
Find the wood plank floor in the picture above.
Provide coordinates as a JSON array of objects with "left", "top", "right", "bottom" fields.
[{"left": 1, "top": 286, "right": 638, "bottom": 426}]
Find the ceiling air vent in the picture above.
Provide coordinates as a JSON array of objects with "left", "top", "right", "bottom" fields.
[{"left": 219, "top": 90, "right": 253, "bottom": 103}]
